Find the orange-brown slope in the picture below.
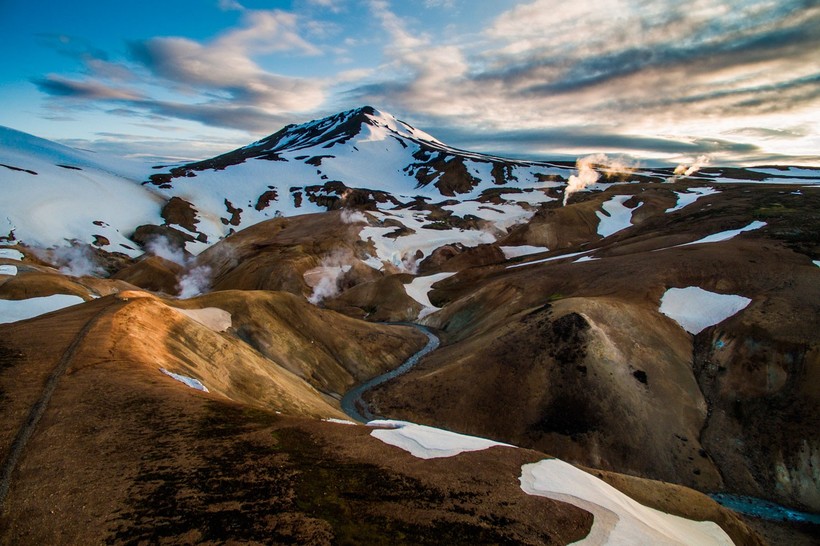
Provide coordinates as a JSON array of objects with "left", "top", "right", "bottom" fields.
[{"left": 0, "top": 302, "right": 761, "bottom": 544}]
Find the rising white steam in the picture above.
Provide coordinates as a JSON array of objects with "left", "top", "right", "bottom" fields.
[
  {"left": 563, "top": 154, "right": 635, "bottom": 206},
  {"left": 178, "top": 265, "right": 213, "bottom": 299},
  {"left": 146, "top": 234, "right": 236, "bottom": 299},
  {"left": 146, "top": 236, "right": 187, "bottom": 266},
  {"left": 33, "top": 244, "right": 105, "bottom": 277},
  {"left": 667, "top": 155, "right": 711, "bottom": 182},
  {"left": 340, "top": 209, "right": 368, "bottom": 224},
  {"left": 304, "top": 250, "right": 354, "bottom": 305}
]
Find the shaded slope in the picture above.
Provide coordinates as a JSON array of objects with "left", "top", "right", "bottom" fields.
[{"left": 369, "top": 183, "right": 820, "bottom": 513}]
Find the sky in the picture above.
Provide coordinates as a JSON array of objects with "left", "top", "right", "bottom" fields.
[{"left": 0, "top": 0, "right": 818, "bottom": 165}]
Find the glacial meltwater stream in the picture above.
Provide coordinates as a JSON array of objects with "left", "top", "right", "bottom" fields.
[{"left": 341, "top": 324, "right": 439, "bottom": 423}]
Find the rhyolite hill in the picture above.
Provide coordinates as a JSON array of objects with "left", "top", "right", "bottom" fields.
[{"left": 1, "top": 107, "right": 818, "bottom": 544}]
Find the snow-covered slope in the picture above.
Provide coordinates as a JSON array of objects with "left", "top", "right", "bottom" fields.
[
  {"left": 145, "top": 107, "right": 569, "bottom": 247},
  {"left": 0, "top": 126, "right": 163, "bottom": 256},
  {"left": 3, "top": 107, "right": 819, "bottom": 264}
]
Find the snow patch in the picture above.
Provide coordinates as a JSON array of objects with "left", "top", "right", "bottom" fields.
[
  {"left": 0, "top": 294, "right": 86, "bottom": 324},
  {"left": 403, "top": 272, "right": 456, "bottom": 319},
  {"left": 680, "top": 221, "right": 766, "bottom": 247},
  {"left": 160, "top": 368, "right": 209, "bottom": 392},
  {"left": 173, "top": 307, "right": 232, "bottom": 332},
  {"left": 520, "top": 458, "right": 733, "bottom": 545},
  {"left": 666, "top": 187, "right": 720, "bottom": 213},
  {"left": 659, "top": 287, "right": 751, "bottom": 335},
  {"left": 0, "top": 249, "right": 24, "bottom": 261},
  {"left": 0, "top": 265, "right": 18, "bottom": 276},
  {"left": 507, "top": 250, "right": 591, "bottom": 269},
  {"left": 500, "top": 245, "right": 549, "bottom": 259},
  {"left": 323, "top": 418, "right": 357, "bottom": 426},
  {"left": 814, "top": 260, "right": 820, "bottom": 268},
  {"left": 596, "top": 195, "right": 641, "bottom": 238},
  {"left": 360, "top": 209, "right": 495, "bottom": 273},
  {"left": 369, "top": 420, "right": 510, "bottom": 459}
]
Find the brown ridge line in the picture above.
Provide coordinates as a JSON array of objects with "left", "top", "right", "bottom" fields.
[{"left": 0, "top": 304, "right": 113, "bottom": 509}]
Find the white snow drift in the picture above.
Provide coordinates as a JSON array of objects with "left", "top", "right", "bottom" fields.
[
  {"left": 666, "top": 187, "right": 720, "bottom": 213},
  {"left": 159, "top": 368, "right": 209, "bottom": 392},
  {"left": 520, "top": 458, "right": 733, "bottom": 545},
  {"left": 368, "top": 420, "right": 510, "bottom": 459},
  {"left": 0, "top": 294, "right": 86, "bottom": 324},
  {"left": 403, "top": 272, "right": 456, "bottom": 319},
  {"left": 0, "top": 126, "right": 163, "bottom": 257},
  {"left": 172, "top": 306, "right": 232, "bottom": 332},
  {"left": 680, "top": 221, "right": 766, "bottom": 247},
  {"left": 659, "top": 287, "right": 751, "bottom": 335},
  {"left": 596, "top": 194, "right": 641, "bottom": 238}
]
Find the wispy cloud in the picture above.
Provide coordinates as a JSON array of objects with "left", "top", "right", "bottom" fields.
[
  {"left": 34, "top": 75, "right": 144, "bottom": 101},
  {"left": 36, "top": 6, "right": 326, "bottom": 136},
  {"left": 25, "top": 0, "right": 820, "bottom": 165}
]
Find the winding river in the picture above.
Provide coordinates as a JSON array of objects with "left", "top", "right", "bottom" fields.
[{"left": 341, "top": 324, "right": 440, "bottom": 423}]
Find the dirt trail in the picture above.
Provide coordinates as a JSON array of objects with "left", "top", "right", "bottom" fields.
[{"left": 0, "top": 308, "right": 108, "bottom": 508}]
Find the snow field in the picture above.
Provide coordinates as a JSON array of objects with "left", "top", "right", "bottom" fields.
[
  {"left": 172, "top": 306, "right": 232, "bottom": 332},
  {"left": 0, "top": 249, "right": 24, "bottom": 261},
  {"left": 368, "top": 420, "right": 510, "bottom": 459},
  {"left": 0, "top": 294, "right": 86, "bottom": 324},
  {"left": 596, "top": 195, "right": 642, "bottom": 238},
  {"left": 500, "top": 245, "right": 550, "bottom": 259},
  {"left": 680, "top": 221, "right": 766, "bottom": 247},
  {"left": 0, "top": 127, "right": 164, "bottom": 257},
  {"left": 665, "top": 187, "right": 720, "bottom": 213},
  {"left": 403, "top": 272, "right": 456, "bottom": 319},
  {"left": 520, "top": 459, "right": 733, "bottom": 545},
  {"left": 659, "top": 287, "right": 751, "bottom": 334},
  {"left": 359, "top": 209, "right": 496, "bottom": 271}
]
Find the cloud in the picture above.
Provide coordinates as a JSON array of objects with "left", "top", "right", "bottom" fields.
[
  {"left": 304, "top": 0, "right": 344, "bottom": 12},
  {"left": 725, "top": 126, "right": 808, "bottom": 140},
  {"left": 131, "top": 100, "right": 296, "bottom": 132},
  {"left": 27, "top": 0, "right": 820, "bottom": 165},
  {"left": 125, "top": 9, "right": 325, "bottom": 117},
  {"left": 34, "top": 75, "right": 144, "bottom": 101},
  {"left": 218, "top": 0, "right": 245, "bottom": 11},
  {"left": 424, "top": 0, "right": 457, "bottom": 8},
  {"left": 57, "top": 132, "right": 250, "bottom": 163},
  {"left": 348, "top": 0, "right": 820, "bottom": 164},
  {"left": 36, "top": 7, "right": 327, "bottom": 135}
]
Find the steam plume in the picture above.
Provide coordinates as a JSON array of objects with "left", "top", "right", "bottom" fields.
[
  {"left": 563, "top": 154, "right": 635, "bottom": 205},
  {"left": 146, "top": 236, "right": 187, "bottom": 266},
  {"left": 178, "top": 265, "right": 213, "bottom": 299},
  {"left": 33, "top": 244, "right": 105, "bottom": 277},
  {"left": 146, "top": 234, "right": 237, "bottom": 299},
  {"left": 668, "top": 155, "right": 711, "bottom": 182},
  {"left": 340, "top": 209, "right": 368, "bottom": 224},
  {"left": 304, "top": 250, "right": 354, "bottom": 305}
]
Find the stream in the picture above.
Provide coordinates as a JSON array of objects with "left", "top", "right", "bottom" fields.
[
  {"left": 709, "top": 493, "right": 820, "bottom": 525},
  {"left": 338, "top": 324, "right": 820, "bottom": 529},
  {"left": 341, "top": 324, "right": 439, "bottom": 423}
]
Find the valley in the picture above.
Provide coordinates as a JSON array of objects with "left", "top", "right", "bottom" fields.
[{"left": 1, "top": 107, "right": 818, "bottom": 544}]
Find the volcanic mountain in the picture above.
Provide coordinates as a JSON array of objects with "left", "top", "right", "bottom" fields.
[{"left": 1, "top": 107, "right": 819, "bottom": 544}]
